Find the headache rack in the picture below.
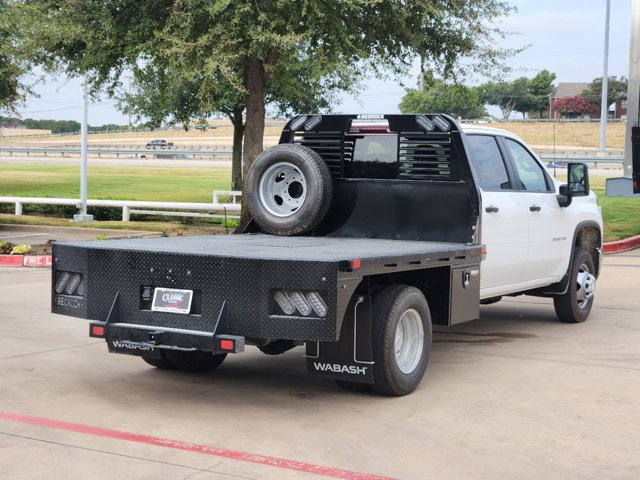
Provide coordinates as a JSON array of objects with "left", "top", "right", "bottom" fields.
[{"left": 282, "top": 114, "right": 465, "bottom": 181}]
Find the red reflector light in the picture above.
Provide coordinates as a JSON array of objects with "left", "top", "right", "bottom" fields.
[
  {"left": 220, "top": 339, "right": 234, "bottom": 351},
  {"left": 481, "top": 245, "right": 487, "bottom": 255},
  {"left": 91, "top": 325, "right": 105, "bottom": 337},
  {"left": 352, "top": 259, "right": 361, "bottom": 269}
]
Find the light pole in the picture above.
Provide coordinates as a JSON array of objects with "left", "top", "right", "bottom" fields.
[
  {"left": 73, "top": 81, "right": 93, "bottom": 222},
  {"left": 599, "top": 0, "right": 611, "bottom": 152}
]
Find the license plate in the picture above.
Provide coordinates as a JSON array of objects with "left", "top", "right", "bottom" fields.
[{"left": 151, "top": 287, "right": 193, "bottom": 314}]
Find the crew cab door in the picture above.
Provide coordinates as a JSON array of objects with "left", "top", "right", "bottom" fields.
[
  {"left": 501, "top": 138, "right": 570, "bottom": 281},
  {"left": 466, "top": 135, "right": 529, "bottom": 292}
]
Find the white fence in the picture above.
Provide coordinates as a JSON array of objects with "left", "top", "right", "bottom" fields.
[
  {"left": 0, "top": 190, "right": 242, "bottom": 222},
  {"left": 0, "top": 146, "right": 232, "bottom": 159}
]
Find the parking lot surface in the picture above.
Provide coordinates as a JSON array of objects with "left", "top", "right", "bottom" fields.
[{"left": 1, "top": 251, "right": 639, "bottom": 479}]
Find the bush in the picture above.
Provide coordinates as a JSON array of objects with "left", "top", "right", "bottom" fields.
[{"left": 10, "top": 244, "right": 31, "bottom": 255}]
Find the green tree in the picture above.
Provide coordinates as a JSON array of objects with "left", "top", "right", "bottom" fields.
[
  {"left": 399, "top": 82, "right": 486, "bottom": 119},
  {"left": 527, "top": 70, "right": 556, "bottom": 118},
  {"left": 17, "top": 0, "right": 516, "bottom": 193},
  {"left": 479, "top": 77, "right": 531, "bottom": 121},
  {"left": 0, "top": 0, "right": 26, "bottom": 112},
  {"left": 582, "top": 76, "right": 628, "bottom": 112}
]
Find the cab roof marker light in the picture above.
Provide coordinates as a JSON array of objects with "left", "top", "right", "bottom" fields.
[
  {"left": 289, "top": 291, "right": 312, "bottom": 316},
  {"left": 65, "top": 273, "right": 82, "bottom": 295},
  {"left": 416, "top": 115, "right": 435, "bottom": 132},
  {"left": 273, "top": 290, "right": 295, "bottom": 315},
  {"left": 304, "top": 115, "right": 322, "bottom": 130},
  {"left": 55, "top": 272, "right": 71, "bottom": 294},
  {"left": 307, "top": 292, "right": 328, "bottom": 318},
  {"left": 289, "top": 115, "right": 307, "bottom": 131},
  {"left": 433, "top": 115, "right": 450, "bottom": 132},
  {"left": 348, "top": 119, "right": 389, "bottom": 134}
]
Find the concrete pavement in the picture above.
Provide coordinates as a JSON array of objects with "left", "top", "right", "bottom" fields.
[
  {"left": 0, "top": 224, "right": 158, "bottom": 247},
  {"left": 0, "top": 251, "right": 639, "bottom": 479}
]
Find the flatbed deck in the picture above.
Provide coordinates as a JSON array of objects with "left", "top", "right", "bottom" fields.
[{"left": 59, "top": 234, "right": 480, "bottom": 265}]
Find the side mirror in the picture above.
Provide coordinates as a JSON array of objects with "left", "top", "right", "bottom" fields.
[
  {"left": 557, "top": 162, "right": 589, "bottom": 208},
  {"left": 567, "top": 162, "right": 589, "bottom": 196}
]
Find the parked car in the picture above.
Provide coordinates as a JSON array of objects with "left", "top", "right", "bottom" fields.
[{"left": 145, "top": 139, "right": 174, "bottom": 149}]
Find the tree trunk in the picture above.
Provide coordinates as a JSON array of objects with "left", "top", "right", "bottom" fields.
[
  {"left": 237, "top": 55, "right": 267, "bottom": 231},
  {"left": 230, "top": 108, "right": 244, "bottom": 191}
]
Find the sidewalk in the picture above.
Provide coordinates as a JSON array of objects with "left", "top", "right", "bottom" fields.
[{"left": 0, "top": 224, "right": 159, "bottom": 267}]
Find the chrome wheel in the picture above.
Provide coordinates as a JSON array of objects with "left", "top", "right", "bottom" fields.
[
  {"left": 576, "top": 263, "right": 596, "bottom": 309},
  {"left": 258, "top": 161, "right": 307, "bottom": 217},
  {"left": 394, "top": 308, "right": 425, "bottom": 374}
]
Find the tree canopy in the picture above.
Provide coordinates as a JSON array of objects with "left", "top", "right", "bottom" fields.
[
  {"left": 399, "top": 82, "right": 486, "bottom": 119},
  {"left": 478, "top": 70, "right": 556, "bottom": 120},
  {"left": 0, "top": 0, "right": 27, "bottom": 112},
  {"left": 582, "top": 76, "right": 628, "bottom": 109},
  {"left": 552, "top": 96, "right": 598, "bottom": 118},
  {"left": 478, "top": 78, "right": 528, "bottom": 121},
  {"left": 15, "top": 0, "right": 517, "bottom": 195}
]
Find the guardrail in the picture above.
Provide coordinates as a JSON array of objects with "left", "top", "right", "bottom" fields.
[
  {"left": 539, "top": 156, "right": 624, "bottom": 168},
  {"left": 0, "top": 191, "right": 242, "bottom": 222},
  {"left": 0, "top": 146, "right": 233, "bottom": 159}
]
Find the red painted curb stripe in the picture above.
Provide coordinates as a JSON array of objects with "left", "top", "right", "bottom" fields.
[
  {"left": 22, "top": 255, "right": 53, "bottom": 267},
  {"left": 0, "top": 255, "right": 52, "bottom": 267},
  {"left": 0, "top": 411, "right": 396, "bottom": 480},
  {"left": 0, "top": 255, "right": 24, "bottom": 267},
  {"left": 603, "top": 234, "right": 640, "bottom": 254}
]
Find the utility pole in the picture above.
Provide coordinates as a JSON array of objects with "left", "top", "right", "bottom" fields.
[
  {"left": 599, "top": 0, "right": 611, "bottom": 152},
  {"left": 73, "top": 81, "right": 93, "bottom": 222},
  {"left": 607, "top": 0, "right": 640, "bottom": 196},
  {"left": 624, "top": 0, "right": 640, "bottom": 176}
]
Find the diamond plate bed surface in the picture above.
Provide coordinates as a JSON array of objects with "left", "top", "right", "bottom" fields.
[{"left": 57, "top": 234, "right": 476, "bottom": 261}]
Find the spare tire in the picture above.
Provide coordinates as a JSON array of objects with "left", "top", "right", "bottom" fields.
[{"left": 245, "top": 144, "right": 333, "bottom": 235}]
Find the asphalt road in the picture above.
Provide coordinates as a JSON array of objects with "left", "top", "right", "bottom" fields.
[
  {"left": 0, "top": 155, "right": 233, "bottom": 168},
  {"left": 0, "top": 251, "right": 639, "bottom": 479}
]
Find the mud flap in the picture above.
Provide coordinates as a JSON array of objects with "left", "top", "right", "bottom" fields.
[{"left": 305, "top": 295, "right": 374, "bottom": 383}]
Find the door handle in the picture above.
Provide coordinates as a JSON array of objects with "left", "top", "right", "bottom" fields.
[
  {"left": 529, "top": 205, "right": 541, "bottom": 212},
  {"left": 485, "top": 206, "right": 499, "bottom": 213}
]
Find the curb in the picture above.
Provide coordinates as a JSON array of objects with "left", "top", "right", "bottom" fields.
[
  {"left": 603, "top": 234, "right": 640, "bottom": 255},
  {"left": 0, "top": 255, "right": 52, "bottom": 268},
  {"left": 1, "top": 238, "right": 638, "bottom": 268}
]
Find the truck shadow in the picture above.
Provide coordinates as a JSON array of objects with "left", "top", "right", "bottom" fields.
[{"left": 91, "top": 303, "right": 567, "bottom": 404}]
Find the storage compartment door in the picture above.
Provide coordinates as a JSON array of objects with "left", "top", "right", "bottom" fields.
[{"left": 450, "top": 266, "right": 481, "bottom": 325}]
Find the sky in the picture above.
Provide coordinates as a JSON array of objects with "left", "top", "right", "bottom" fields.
[{"left": 13, "top": 0, "right": 634, "bottom": 125}]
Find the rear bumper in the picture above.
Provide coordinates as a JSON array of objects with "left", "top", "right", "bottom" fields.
[{"left": 89, "top": 320, "right": 245, "bottom": 358}]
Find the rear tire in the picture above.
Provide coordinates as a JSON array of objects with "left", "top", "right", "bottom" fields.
[
  {"left": 163, "top": 350, "right": 227, "bottom": 373},
  {"left": 371, "top": 285, "right": 432, "bottom": 396},
  {"left": 554, "top": 248, "right": 596, "bottom": 323}
]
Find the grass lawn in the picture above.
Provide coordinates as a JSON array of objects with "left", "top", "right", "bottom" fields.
[
  {"left": 1, "top": 163, "right": 638, "bottom": 243},
  {"left": 0, "top": 163, "right": 232, "bottom": 202},
  {"left": 480, "top": 122, "right": 625, "bottom": 150}
]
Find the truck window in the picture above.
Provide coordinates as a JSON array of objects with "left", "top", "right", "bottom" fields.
[
  {"left": 347, "top": 134, "right": 398, "bottom": 178},
  {"left": 504, "top": 139, "right": 551, "bottom": 192},
  {"left": 466, "top": 135, "right": 511, "bottom": 190}
]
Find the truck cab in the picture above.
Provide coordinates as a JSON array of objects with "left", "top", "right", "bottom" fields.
[{"left": 462, "top": 125, "right": 602, "bottom": 308}]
